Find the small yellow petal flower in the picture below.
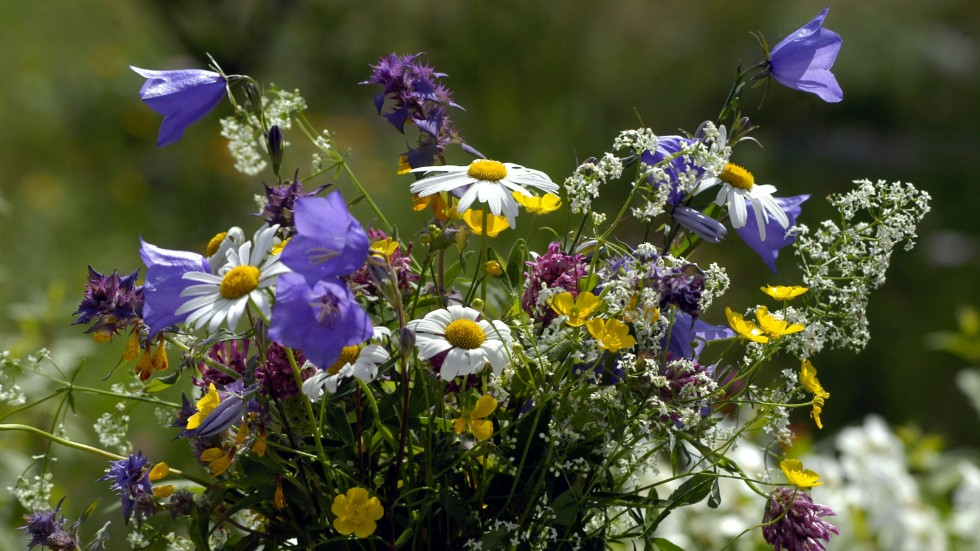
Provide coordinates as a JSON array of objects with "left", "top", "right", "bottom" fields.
[
  {"left": 252, "top": 430, "right": 267, "bottom": 457},
  {"left": 122, "top": 330, "right": 141, "bottom": 362},
  {"left": 761, "top": 285, "right": 809, "bottom": 301},
  {"left": 186, "top": 383, "right": 221, "bottom": 430},
  {"left": 370, "top": 238, "right": 399, "bottom": 259},
  {"left": 397, "top": 155, "right": 412, "bottom": 176},
  {"left": 150, "top": 342, "right": 169, "bottom": 371},
  {"left": 332, "top": 488, "right": 385, "bottom": 539},
  {"left": 801, "top": 359, "right": 830, "bottom": 429},
  {"left": 149, "top": 462, "right": 170, "bottom": 481},
  {"left": 461, "top": 209, "right": 510, "bottom": 237},
  {"left": 586, "top": 318, "right": 637, "bottom": 353},
  {"left": 726, "top": 307, "right": 769, "bottom": 344},
  {"left": 513, "top": 192, "right": 562, "bottom": 215},
  {"left": 454, "top": 394, "right": 499, "bottom": 442},
  {"left": 550, "top": 291, "right": 603, "bottom": 327},
  {"left": 756, "top": 306, "right": 805, "bottom": 338},
  {"left": 200, "top": 447, "right": 233, "bottom": 476},
  {"left": 271, "top": 237, "right": 291, "bottom": 255},
  {"left": 484, "top": 260, "right": 503, "bottom": 277},
  {"left": 152, "top": 485, "right": 175, "bottom": 498},
  {"left": 780, "top": 459, "right": 823, "bottom": 488}
]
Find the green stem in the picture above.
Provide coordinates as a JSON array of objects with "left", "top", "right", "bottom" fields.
[{"left": 286, "top": 348, "right": 328, "bottom": 466}]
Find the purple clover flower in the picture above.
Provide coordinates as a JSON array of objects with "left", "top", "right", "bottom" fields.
[
  {"left": 130, "top": 67, "right": 227, "bottom": 146},
  {"left": 762, "top": 487, "right": 840, "bottom": 551},
  {"left": 139, "top": 238, "right": 211, "bottom": 337},
  {"left": 278, "top": 192, "right": 369, "bottom": 286},
  {"left": 22, "top": 498, "right": 78, "bottom": 550},
  {"left": 258, "top": 172, "right": 328, "bottom": 232},
  {"left": 268, "top": 273, "right": 373, "bottom": 370},
  {"left": 735, "top": 194, "right": 809, "bottom": 274},
  {"left": 522, "top": 242, "right": 589, "bottom": 323},
  {"left": 364, "top": 52, "right": 478, "bottom": 169},
  {"left": 350, "top": 229, "right": 419, "bottom": 296},
  {"left": 100, "top": 452, "right": 154, "bottom": 524},
  {"left": 257, "top": 343, "right": 313, "bottom": 399},
  {"left": 195, "top": 339, "right": 249, "bottom": 388},
  {"left": 768, "top": 8, "right": 843, "bottom": 103},
  {"left": 652, "top": 263, "right": 706, "bottom": 319},
  {"left": 72, "top": 266, "right": 144, "bottom": 338}
]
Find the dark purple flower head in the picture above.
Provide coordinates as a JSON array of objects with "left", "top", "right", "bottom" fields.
[
  {"left": 130, "top": 67, "right": 227, "bottom": 146},
  {"left": 22, "top": 498, "right": 78, "bottom": 550},
  {"left": 269, "top": 273, "right": 373, "bottom": 370},
  {"left": 72, "top": 266, "right": 144, "bottom": 338},
  {"left": 650, "top": 263, "right": 705, "bottom": 319},
  {"left": 100, "top": 452, "right": 154, "bottom": 524},
  {"left": 350, "top": 229, "right": 419, "bottom": 296},
  {"left": 139, "top": 238, "right": 211, "bottom": 337},
  {"left": 364, "top": 52, "right": 473, "bottom": 169},
  {"left": 258, "top": 172, "right": 328, "bottom": 231},
  {"left": 257, "top": 343, "right": 313, "bottom": 399},
  {"left": 195, "top": 339, "right": 249, "bottom": 388},
  {"left": 768, "top": 8, "right": 843, "bottom": 103},
  {"left": 762, "top": 487, "right": 840, "bottom": 551},
  {"left": 522, "top": 242, "right": 589, "bottom": 323},
  {"left": 279, "top": 192, "right": 369, "bottom": 286},
  {"left": 735, "top": 195, "right": 809, "bottom": 274}
]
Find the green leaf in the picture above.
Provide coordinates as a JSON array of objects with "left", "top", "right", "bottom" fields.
[
  {"left": 505, "top": 238, "right": 528, "bottom": 288},
  {"left": 667, "top": 472, "right": 715, "bottom": 507},
  {"left": 79, "top": 498, "right": 100, "bottom": 524},
  {"left": 326, "top": 402, "right": 355, "bottom": 446},
  {"left": 707, "top": 477, "right": 722, "bottom": 508},
  {"left": 652, "top": 537, "right": 687, "bottom": 551}
]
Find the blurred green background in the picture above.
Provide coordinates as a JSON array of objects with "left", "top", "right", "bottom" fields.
[{"left": 1, "top": 0, "right": 978, "bottom": 546}]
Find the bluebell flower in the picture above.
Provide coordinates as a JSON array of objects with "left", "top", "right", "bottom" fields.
[
  {"left": 268, "top": 273, "right": 373, "bottom": 370},
  {"left": 735, "top": 194, "right": 809, "bottom": 274},
  {"left": 671, "top": 206, "right": 728, "bottom": 244},
  {"left": 664, "top": 311, "right": 734, "bottom": 361},
  {"left": 101, "top": 452, "right": 154, "bottom": 524},
  {"left": 768, "top": 8, "right": 843, "bottom": 103},
  {"left": 139, "top": 238, "right": 211, "bottom": 337},
  {"left": 131, "top": 67, "right": 227, "bottom": 146},
  {"left": 279, "top": 192, "right": 369, "bottom": 285}
]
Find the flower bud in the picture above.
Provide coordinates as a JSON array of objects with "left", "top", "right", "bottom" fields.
[
  {"left": 399, "top": 326, "right": 416, "bottom": 358},
  {"left": 268, "top": 125, "right": 283, "bottom": 175}
]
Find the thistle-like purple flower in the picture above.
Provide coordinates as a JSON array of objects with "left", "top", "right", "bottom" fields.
[
  {"left": 651, "top": 263, "right": 706, "bottom": 319},
  {"left": 101, "top": 452, "right": 154, "bottom": 524},
  {"left": 139, "top": 238, "right": 211, "bottom": 337},
  {"left": 22, "top": 498, "right": 78, "bottom": 550},
  {"left": 735, "top": 195, "right": 809, "bottom": 274},
  {"left": 72, "top": 266, "right": 144, "bottom": 338},
  {"left": 131, "top": 66, "right": 227, "bottom": 146},
  {"left": 522, "top": 242, "right": 589, "bottom": 323},
  {"left": 258, "top": 172, "right": 328, "bottom": 232},
  {"left": 278, "top": 192, "right": 369, "bottom": 286},
  {"left": 268, "top": 273, "right": 373, "bottom": 370},
  {"left": 762, "top": 487, "right": 840, "bottom": 551},
  {"left": 195, "top": 339, "right": 249, "bottom": 388},
  {"left": 767, "top": 8, "right": 843, "bottom": 103}
]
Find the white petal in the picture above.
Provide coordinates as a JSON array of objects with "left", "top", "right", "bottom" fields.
[
  {"left": 175, "top": 293, "right": 222, "bottom": 316},
  {"left": 182, "top": 272, "right": 223, "bottom": 284}
]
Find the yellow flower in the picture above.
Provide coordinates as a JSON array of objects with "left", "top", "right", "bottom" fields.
[
  {"left": 186, "top": 383, "right": 220, "bottom": 430},
  {"left": 274, "top": 478, "right": 286, "bottom": 510},
  {"left": 152, "top": 485, "right": 175, "bottom": 498},
  {"left": 725, "top": 307, "right": 769, "bottom": 343},
  {"left": 461, "top": 209, "right": 510, "bottom": 237},
  {"left": 780, "top": 459, "right": 823, "bottom": 488},
  {"left": 801, "top": 359, "right": 831, "bottom": 429},
  {"left": 454, "top": 394, "right": 499, "bottom": 442},
  {"left": 397, "top": 155, "right": 412, "bottom": 176},
  {"left": 200, "top": 447, "right": 233, "bottom": 476},
  {"left": 332, "top": 487, "right": 385, "bottom": 539},
  {"left": 513, "top": 192, "right": 562, "bottom": 214},
  {"left": 484, "top": 260, "right": 503, "bottom": 277},
  {"left": 550, "top": 291, "right": 602, "bottom": 327},
  {"left": 586, "top": 318, "right": 637, "bottom": 353},
  {"left": 370, "top": 238, "right": 399, "bottom": 259},
  {"left": 761, "top": 285, "right": 808, "bottom": 301},
  {"left": 149, "top": 462, "right": 170, "bottom": 481},
  {"left": 122, "top": 329, "right": 141, "bottom": 362},
  {"left": 412, "top": 193, "right": 449, "bottom": 221},
  {"left": 755, "top": 306, "right": 805, "bottom": 338}
]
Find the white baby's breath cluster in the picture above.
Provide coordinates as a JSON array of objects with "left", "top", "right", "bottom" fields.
[
  {"left": 93, "top": 403, "right": 132, "bottom": 455},
  {"left": 9, "top": 471, "right": 54, "bottom": 511},
  {"left": 221, "top": 88, "right": 307, "bottom": 176},
  {"left": 563, "top": 152, "right": 624, "bottom": 214},
  {"left": 791, "top": 179, "right": 931, "bottom": 356}
]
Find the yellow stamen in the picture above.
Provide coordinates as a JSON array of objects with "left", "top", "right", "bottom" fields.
[
  {"left": 206, "top": 232, "right": 228, "bottom": 257},
  {"left": 220, "top": 265, "right": 260, "bottom": 299},
  {"left": 719, "top": 163, "right": 755, "bottom": 190},
  {"left": 327, "top": 345, "right": 362, "bottom": 375},
  {"left": 467, "top": 159, "right": 507, "bottom": 181},
  {"left": 444, "top": 319, "right": 486, "bottom": 350}
]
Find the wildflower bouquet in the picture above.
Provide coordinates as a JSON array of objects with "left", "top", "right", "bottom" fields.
[{"left": 6, "top": 8, "right": 933, "bottom": 551}]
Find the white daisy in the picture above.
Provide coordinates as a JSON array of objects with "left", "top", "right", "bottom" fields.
[
  {"left": 409, "top": 159, "right": 559, "bottom": 226},
  {"left": 205, "top": 226, "right": 245, "bottom": 272},
  {"left": 407, "top": 305, "right": 512, "bottom": 381},
  {"left": 176, "top": 225, "right": 291, "bottom": 332},
  {"left": 301, "top": 342, "right": 390, "bottom": 402},
  {"left": 692, "top": 163, "right": 789, "bottom": 240}
]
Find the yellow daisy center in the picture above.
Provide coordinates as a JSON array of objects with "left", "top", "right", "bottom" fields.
[
  {"left": 206, "top": 232, "right": 228, "bottom": 257},
  {"left": 219, "top": 265, "right": 260, "bottom": 299},
  {"left": 719, "top": 163, "right": 755, "bottom": 190},
  {"left": 328, "top": 345, "right": 362, "bottom": 375},
  {"left": 444, "top": 319, "right": 486, "bottom": 350},
  {"left": 467, "top": 159, "right": 507, "bottom": 181}
]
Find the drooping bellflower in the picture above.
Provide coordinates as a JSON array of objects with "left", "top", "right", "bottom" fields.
[
  {"left": 767, "top": 8, "right": 843, "bottom": 103},
  {"left": 130, "top": 67, "right": 227, "bottom": 146},
  {"left": 735, "top": 194, "right": 809, "bottom": 273},
  {"left": 278, "top": 192, "right": 369, "bottom": 286},
  {"left": 139, "top": 239, "right": 211, "bottom": 337}
]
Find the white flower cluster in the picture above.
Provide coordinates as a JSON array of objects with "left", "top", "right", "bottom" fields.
[
  {"left": 563, "top": 152, "right": 624, "bottom": 214},
  {"left": 791, "top": 179, "right": 931, "bottom": 355},
  {"left": 93, "top": 403, "right": 131, "bottom": 455},
  {"left": 9, "top": 472, "right": 54, "bottom": 510},
  {"left": 612, "top": 127, "right": 659, "bottom": 154},
  {"left": 220, "top": 88, "right": 308, "bottom": 176}
]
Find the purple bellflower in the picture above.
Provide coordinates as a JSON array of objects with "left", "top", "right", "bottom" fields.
[
  {"left": 268, "top": 273, "right": 373, "bottom": 370},
  {"left": 139, "top": 238, "right": 211, "bottom": 337},
  {"left": 768, "top": 8, "right": 843, "bottom": 103},
  {"left": 101, "top": 452, "right": 154, "bottom": 524},
  {"left": 131, "top": 67, "right": 227, "bottom": 146},
  {"left": 665, "top": 311, "right": 734, "bottom": 361},
  {"left": 735, "top": 195, "right": 809, "bottom": 274},
  {"left": 278, "top": 192, "right": 369, "bottom": 286}
]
